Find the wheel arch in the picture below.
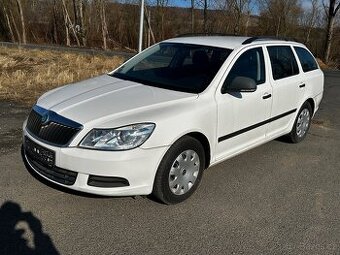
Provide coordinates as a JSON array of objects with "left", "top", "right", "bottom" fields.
[
  {"left": 305, "top": 98, "right": 315, "bottom": 115},
  {"left": 185, "top": 132, "right": 211, "bottom": 169}
]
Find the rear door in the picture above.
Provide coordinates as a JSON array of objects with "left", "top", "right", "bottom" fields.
[
  {"left": 265, "top": 45, "right": 302, "bottom": 138},
  {"left": 293, "top": 46, "right": 324, "bottom": 112}
]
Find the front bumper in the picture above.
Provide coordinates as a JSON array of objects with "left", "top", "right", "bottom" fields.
[{"left": 23, "top": 129, "right": 168, "bottom": 196}]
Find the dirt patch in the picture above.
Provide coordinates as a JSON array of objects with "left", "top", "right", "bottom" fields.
[
  {"left": 0, "top": 101, "right": 29, "bottom": 154},
  {"left": 311, "top": 119, "right": 332, "bottom": 130}
]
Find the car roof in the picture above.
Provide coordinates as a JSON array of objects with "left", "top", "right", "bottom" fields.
[{"left": 163, "top": 36, "right": 304, "bottom": 50}]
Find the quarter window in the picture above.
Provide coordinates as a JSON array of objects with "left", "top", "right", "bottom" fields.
[
  {"left": 267, "top": 46, "right": 299, "bottom": 80},
  {"left": 222, "top": 47, "right": 265, "bottom": 92},
  {"left": 294, "top": 47, "right": 318, "bottom": 72}
]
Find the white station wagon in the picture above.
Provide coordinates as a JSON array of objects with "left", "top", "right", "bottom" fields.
[{"left": 22, "top": 36, "right": 324, "bottom": 204}]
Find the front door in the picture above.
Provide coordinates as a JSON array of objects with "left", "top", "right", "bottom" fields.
[{"left": 215, "top": 46, "right": 272, "bottom": 161}]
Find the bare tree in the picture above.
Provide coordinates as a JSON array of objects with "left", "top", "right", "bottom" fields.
[
  {"left": 15, "top": 0, "right": 26, "bottom": 44},
  {"left": 155, "top": 0, "right": 169, "bottom": 40},
  {"left": 73, "top": 0, "right": 79, "bottom": 26},
  {"left": 323, "top": 0, "right": 340, "bottom": 63},
  {"left": 258, "top": 0, "right": 302, "bottom": 37},
  {"left": 196, "top": 0, "right": 209, "bottom": 32},
  {"left": 97, "top": 0, "right": 108, "bottom": 50},
  {"left": 72, "top": 0, "right": 86, "bottom": 46},
  {"left": 230, "top": 0, "right": 252, "bottom": 35},
  {"left": 191, "top": 0, "right": 195, "bottom": 32},
  {"left": 78, "top": 0, "right": 86, "bottom": 46},
  {"left": 144, "top": 6, "right": 156, "bottom": 45},
  {"left": 61, "top": 0, "right": 81, "bottom": 46},
  {"left": 203, "top": 0, "right": 208, "bottom": 32},
  {"left": 214, "top": 0, "right": 252, "bottom": 35},
  {"left": 52, "top": 0, "right": 59, "bottom": 44},
  {"left": 2, "top": 5, "right": 15, "bottom": 42},
  {"left": 10, "top": 8, "right": 22, "bottom": 43},
  {"left": 301, "top": 0, "right": 320, "bottom": 44}
]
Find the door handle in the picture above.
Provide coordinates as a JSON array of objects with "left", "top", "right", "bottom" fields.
[
  {"left": 262, "top": 93, "right": 272, "bottom": 99},
  {"left": 299, "top": 83, "right": 306, "bottom": 88}
]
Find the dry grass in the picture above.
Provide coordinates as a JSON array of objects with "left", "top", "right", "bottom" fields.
[
  {"left": 316, "top": 58, "right": 329, "bottom": 70},
  {"left": 0, "top": 46, "right": 124, "bottom": 105}
]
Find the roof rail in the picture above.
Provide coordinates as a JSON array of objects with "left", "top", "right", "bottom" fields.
[
  {"left": 175, "top": 33, "right": 241, "bottom": 38},
  {"left": 242, "top": 36, "right": 297, "bottom": 45}
]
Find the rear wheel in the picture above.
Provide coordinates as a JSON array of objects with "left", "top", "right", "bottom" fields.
[
  {"left": 288, "top": 102, "right": 312, "bottom": 143},
  {"left": 152, "top": 136, "right": 205, "bottom": 204}
]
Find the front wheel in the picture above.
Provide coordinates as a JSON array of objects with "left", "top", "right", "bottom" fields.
[
  {"left": 152, "top": 136, "right": 205, "bottom": 204},
  {"left": 288, "top": 102, "right": 312, "bottom": 143}
]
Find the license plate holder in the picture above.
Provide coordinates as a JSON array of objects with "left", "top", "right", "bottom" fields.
[{"left": 24, "top": 137, "right": 55, "bottom": 167}]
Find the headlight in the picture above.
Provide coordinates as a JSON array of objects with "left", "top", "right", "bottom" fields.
[{"left": 79, "top": 123, "right": 155, "bottom": 151}]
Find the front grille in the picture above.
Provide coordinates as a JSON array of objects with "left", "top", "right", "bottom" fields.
[
  {"left": 24, "top": 139, "right": 78, "bottom": 186},
  {"left": 26, "top": 105, "right": 82, "bottom": 146}
]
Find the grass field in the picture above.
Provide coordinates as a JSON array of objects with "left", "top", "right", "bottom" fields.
[{"left": 0, "top": 46, "right": 124, "bottom": 105}]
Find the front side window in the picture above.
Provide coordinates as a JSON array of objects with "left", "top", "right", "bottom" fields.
[
  {"left": 294, "top": 47, "right": 318, "bottom": 72},
  {"left": 267, "top": 46, "right": 299, "bottom": 80},
  {"left": 222, "top": 47, "right": 265, "bottom": 92},
  {"left": 111, "top": 43, "right": 232, "bottom": 93}
]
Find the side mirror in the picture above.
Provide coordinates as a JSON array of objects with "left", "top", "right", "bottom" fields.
[{"left": 223, "top": 76, "right": 257, "bottom": 93}]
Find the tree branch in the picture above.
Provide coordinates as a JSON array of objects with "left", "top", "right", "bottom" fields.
[{"left": 334, "top": 1, "right": 340, "bottom": 15}]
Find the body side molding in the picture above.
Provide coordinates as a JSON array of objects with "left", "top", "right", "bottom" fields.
[{"left": 218, "top": 109, "right": 297, "bottom": 142}]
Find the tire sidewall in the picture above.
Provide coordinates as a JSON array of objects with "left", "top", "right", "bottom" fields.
[
  {"left": 153, "top": 136, "right": 205, "bottom": 204},
  {"left": 291, "top": 102, "right": 313, "bottom": 143}
]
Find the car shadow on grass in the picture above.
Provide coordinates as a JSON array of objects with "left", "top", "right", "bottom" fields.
[{"left": 0, "top": 201, "right": 59, "bottom": 255}]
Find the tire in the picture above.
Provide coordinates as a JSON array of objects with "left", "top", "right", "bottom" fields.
[
  {"left": 152, "top": 136, "right": 205, "bottom": 205},
  {"left": 288, "top": 102, "right": 312, "bottom": 143}
]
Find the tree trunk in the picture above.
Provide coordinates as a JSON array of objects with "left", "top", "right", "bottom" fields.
[
  {"left": 144, "top": 7, "right": 156, "bottom": 44},
  {"left": 191, "top": 0, "right": 195, "bottom": 32},
  {"left": 73, "top": 0, "right": 79, "bottom": 26},
  {"left": 324, "top": 15, "right": 335, "bottom": 63},
  {"left": 276, "top": 16, "right": 281, "bottom": 37},
  {"left": 64, "top": 12, "right": 70, "bottom": 46},
  {"left": 16, "top": 0, "right": 26, "bottom": 44},
  {"left": 244, "top": 12, "right": 250, "bottom": 36},
  {"left": 161, "top": 13, "right": 164, "bottom": 40},
  {"left": 3, "top": 7, "right": 15, "bottom": 42},
  {"left": 203, "top": 0, "right": 207, "bottom": 33},
  {"left": 78, "top": 0, "right": 86, "bottom": 46},
  {"left": 99, "top": 0, "right": 108, "bottom": 50},
  {"left": 234, "top": 12, "right": 241, "bottom": 35},
  {"left": 61, "top": 0, "right": 81, "bottom": 46},
  {"left": 10, "top": 10, "right": 22, "bottom": 44},
  {"left": 147, "top": 10, "right": 151, "bottom": 47},
  {"left": 53, "top": 0, "right": 58, "bottom": 44},
  {"left": 324, "top": 0, "right": 340, "bottom": 64}
]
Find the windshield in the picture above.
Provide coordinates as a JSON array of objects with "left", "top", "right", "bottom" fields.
[{"left": 110, "top": 43, "right": 232, "bottom": 93}]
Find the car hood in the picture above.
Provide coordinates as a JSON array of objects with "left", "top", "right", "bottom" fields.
[{"left": 37, "top": 75, "right": 197, "bottom": 125}]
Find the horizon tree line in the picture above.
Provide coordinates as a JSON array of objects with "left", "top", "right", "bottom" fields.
[{"left": 0, "top": 0, "right": 339, "bottom": 66}]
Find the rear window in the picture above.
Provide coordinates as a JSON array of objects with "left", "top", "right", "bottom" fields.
[
  {"left": 294, "top": 47, "right": 318, "bottom": 72},
  {"left": 267, "top": 46, "right": 299, "bottom": 80}
]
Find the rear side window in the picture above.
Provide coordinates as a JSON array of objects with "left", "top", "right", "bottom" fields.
[
  {"left": 267, "top": 46, "right": 299, "bottom": 80},
  {"left": 294, "top": 47, "right": 318, "bottom": 72},
  {"left": 223, "top": 47, "right": 265, "bottom": 90}
]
